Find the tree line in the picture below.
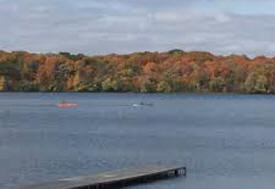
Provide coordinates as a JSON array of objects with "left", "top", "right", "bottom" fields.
[{"left": 0, "top": 49, "right": 274, "bottom": 93}]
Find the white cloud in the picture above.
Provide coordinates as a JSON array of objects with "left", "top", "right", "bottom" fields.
[
  {"left": 214, "top": 13, "right": 231, "bottom": 23},
  {"left": 154, "top": 12, "right": 184, "bottom": 23},
  {"left": 0, "top": 0, "right": 275, "bottom": 56}
]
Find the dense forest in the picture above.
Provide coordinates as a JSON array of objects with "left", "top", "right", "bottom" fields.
[{"left": 0, "top": 49, "right": 275, "bottom": 93}]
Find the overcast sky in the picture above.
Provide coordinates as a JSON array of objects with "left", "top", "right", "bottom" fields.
[{"left": 1, "top": 0, "right": 275, "bottom": 56}]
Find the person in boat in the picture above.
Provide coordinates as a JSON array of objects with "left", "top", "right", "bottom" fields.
[{"left": 132, "top": 102, "right": 153, "bottom": 107}]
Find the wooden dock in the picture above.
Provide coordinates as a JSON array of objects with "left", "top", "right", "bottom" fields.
[{"left": 22, "top": 166, "right": 186, "bottom": 189}]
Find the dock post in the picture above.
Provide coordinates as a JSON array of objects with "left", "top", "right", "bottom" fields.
[
  {"left": 183, "top": 167, "right": 187, "bottom": 176},
  {"left": 175, "top": 170, "right": 179, "bottom": 176}
]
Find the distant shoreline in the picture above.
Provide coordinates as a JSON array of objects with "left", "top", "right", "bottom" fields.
[
  {"left": 0, "top": 91, "right": 274, "bottom": 95},
  {"left": 0, "top": 49, "right": 275, "bottom": 94}
]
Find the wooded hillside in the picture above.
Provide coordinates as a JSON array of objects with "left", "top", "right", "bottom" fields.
[{"left": 0, "top": 50, "right": 274, "bottom": 93}]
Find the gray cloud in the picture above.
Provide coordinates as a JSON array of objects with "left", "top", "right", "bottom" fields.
[{"left": 0, "top": 0, "right": 275, "bottom": 56}]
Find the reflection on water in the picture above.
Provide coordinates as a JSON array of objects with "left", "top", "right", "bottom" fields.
[{"left": 1, "top": 93, "right": 275, "bottom": 189}]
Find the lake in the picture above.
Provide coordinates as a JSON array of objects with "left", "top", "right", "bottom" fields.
[{"left": 1, "top": 93, "right": 275, "bottom": 189}]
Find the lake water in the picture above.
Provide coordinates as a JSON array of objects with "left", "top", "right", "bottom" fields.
[{"left": 1, "top": 93, "right": 275, "bottom": 189}]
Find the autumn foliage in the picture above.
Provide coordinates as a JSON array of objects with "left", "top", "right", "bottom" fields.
[{"left": 0, "top": 49, "right": 275, "bottom": 93}]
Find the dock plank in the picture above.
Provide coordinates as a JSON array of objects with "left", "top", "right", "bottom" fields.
[{"left": 22, "top": 166, "right": 186, "bottom": 189}]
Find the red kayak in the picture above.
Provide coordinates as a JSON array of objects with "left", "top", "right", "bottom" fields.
[{"left": 58, "top": 102, "right": 78, "bottom": 108}]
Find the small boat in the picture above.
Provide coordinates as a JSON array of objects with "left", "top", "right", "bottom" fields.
[
  {"left": 132, "top": 102, "right": 154, "bottom": 107},
  {"left": 58, "top": 101, "right": 78, "bottom": 108}
]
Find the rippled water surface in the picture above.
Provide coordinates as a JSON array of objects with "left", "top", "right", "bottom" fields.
[{"left": 1, "top": 93, "right": 275, "bottom": 189}]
